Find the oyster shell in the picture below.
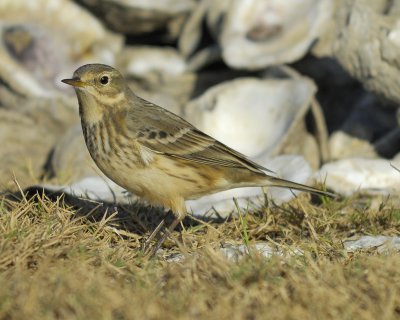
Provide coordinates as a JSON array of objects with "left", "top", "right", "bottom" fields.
[
  {"left": 117, "top": 45, "right": 193, "bottom": 113},
  {"left": 316, "top": 157, "right": 400, "bottom": 196},
  {"left": 0, "top": 0, "right": 120, "bottom": 56},
  {"left": 0, "top": 97, "right": 78, "bottom": 188},
  {"left": 329, "top": 131, "right": 377, "bottom": 160},
  {"left": 220, "top": 0, "right": 334, "bottom": 69},
  {"left": 116, "top": 46, "right": 254, "bottom": 113},
  {"left": 184, "top": 76, "right": 320, "bottom": 167},
  {"left": 179, "top": 0, "right": 230, "bottom": 58},
  {"left": 117, "top": 46, "right": 188, "bottom": 77},
  {"left": 344, "top": 236, "right": 400, "bottom": 253},
  {"left": 0, "top": 0, "right": 122, "bottom": 97},
  {"left": 316, "top": 0, "right": 400, "bottom": 105},
  {"left": 77, "top": 0, "right": 195, "bottom": 37},
  {"left": 179, "top": 0, "right": 333, "bottom": 69}
]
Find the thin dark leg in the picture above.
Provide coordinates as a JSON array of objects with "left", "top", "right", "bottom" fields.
[
  {"left": 142, "top": 218, "right": 166, "bottom": 253},
  {"left": 148, "top": 218, "right": 181, "bottom": 257}
]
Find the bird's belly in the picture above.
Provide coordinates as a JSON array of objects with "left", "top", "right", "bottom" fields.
[{"left": 95, "top": 153, "right": 228, "bottom": 207}]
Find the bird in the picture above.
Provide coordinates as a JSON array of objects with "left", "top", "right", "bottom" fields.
[{"left": 62, "top": 64, "right": 334, "bottom": 254}]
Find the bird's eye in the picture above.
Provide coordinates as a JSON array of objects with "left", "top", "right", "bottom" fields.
[{"left": 100, "top": 75, "right": 109, "bottom": 85}]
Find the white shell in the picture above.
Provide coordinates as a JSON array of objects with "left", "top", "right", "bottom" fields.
[
  {"left": 0, "top": 0, "right": 121, "bottom": 57},
  {"left": 316, "top": 157, "right": 400, "bottom": 196},
  {"left": 0, "top": 0, "right": 122, "bottom": 96},
  {"left": 42, "top": 176, "right": 135, "bottom": 205},
  {"left": 220, "top": 0, "right": 334, "bottom": 69},
  {"left": 184, "top": 77, "right": 316, "bottom": 158},
  {"left": 116, "top": 0, "right": 195, "bottom": 12},
  {"left": 117, "top": 46, "right": 193, "bottom": 114},
  {"left": 329, "top": 131, "right": 377, "bottom": 160},
  {"left": 117, "top": 46, "right": 188, "bottom": 77},
  {"left": 343, "top": 236, "right": 400, "bottom": 253}
]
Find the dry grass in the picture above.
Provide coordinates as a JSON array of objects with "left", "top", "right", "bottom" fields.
[{"left": 0, "top": 191, "right": 400, "bottom": 319}]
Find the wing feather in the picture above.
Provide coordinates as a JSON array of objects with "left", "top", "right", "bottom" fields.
[{"left": 126, "top": 97, "right": 273, "bottom": 174}]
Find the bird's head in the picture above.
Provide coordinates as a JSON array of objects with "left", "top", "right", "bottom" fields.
[
  {"left": 62, "top": 64, "right": 126, "bottom": 98},
  {"left": 62, "top": 64, "right": 128, "bottom": 122}
]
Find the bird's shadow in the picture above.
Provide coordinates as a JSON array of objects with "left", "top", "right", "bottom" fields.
[{"left": 8, "top": 186, "right": 226, "bottom": 237}]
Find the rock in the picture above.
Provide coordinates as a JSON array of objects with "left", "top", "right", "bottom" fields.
[
  {"left": 316, "top": 157, "right": 400, "bottom": 196},
  {"left": 0, "top": 98, "right": 78, "bottom": 188},
  {"left": 344, "top": 236, "right": 400, "bottom": 253},
  {"left": 318, "top": 0, "right": 400, "bottom": 105}
]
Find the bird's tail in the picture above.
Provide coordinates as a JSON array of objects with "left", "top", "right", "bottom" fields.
[{"left": 257, "top": 175, "right": 335, "bottom": 198}]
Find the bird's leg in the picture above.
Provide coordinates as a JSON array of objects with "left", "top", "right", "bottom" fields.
[
  {"left": 148, "top": 217, "right": 182, "bottom": 257},
  {"left": 145, "top": 198, "right": 187, "bottom": 257},
  {"left": 142, "top": 218, "right": 166, "bottom": 253}
]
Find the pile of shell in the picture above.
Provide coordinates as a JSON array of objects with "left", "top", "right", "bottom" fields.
[{"left": 0, "top": 0, "right": 399, "bottom": 214}]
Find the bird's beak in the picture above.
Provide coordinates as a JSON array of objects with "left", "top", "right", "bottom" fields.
[{"left": 61, "top": 78, "right": 87, "bottom": 88}]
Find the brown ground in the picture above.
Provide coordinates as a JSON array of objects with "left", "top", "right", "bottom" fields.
[{"left": 0, "top": 189, "right": 399, "bottom": 320}]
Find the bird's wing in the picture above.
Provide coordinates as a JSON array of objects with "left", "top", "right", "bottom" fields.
[{"left": 126, "top": 97, "right": 273, "bottom": 174}]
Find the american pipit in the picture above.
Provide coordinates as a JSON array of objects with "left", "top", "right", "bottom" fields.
[{"left": 62, "top": 64, "right": 333, "bottom": 253}]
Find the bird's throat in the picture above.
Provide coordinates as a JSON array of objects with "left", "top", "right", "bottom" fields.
[{"left": 77, "top": 91, "right": 105, "bottom": 124}]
